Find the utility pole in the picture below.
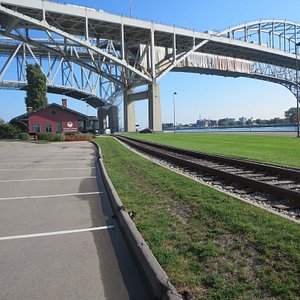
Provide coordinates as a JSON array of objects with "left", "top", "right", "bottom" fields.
[
  {"left": 296, "top": 42, "right": 300, "bottom": 137},
  {"left": 173, "top": 92, "right": 177, "bottom": 134},
  {"left": 129, "top": 0, "right": 132, "bottom": 17}
]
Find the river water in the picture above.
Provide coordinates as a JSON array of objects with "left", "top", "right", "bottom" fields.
[{"left": 165, "top": 126, "right": 297, "bottom": 133}]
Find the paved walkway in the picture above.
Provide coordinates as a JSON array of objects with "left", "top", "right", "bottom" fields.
[{"left": 0, "top": 141, "right": 150, "bottom": 300}]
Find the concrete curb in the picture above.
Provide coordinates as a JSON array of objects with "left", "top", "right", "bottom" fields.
[{"left": 92, "top": 141, "right": 182, "bottom": 300}]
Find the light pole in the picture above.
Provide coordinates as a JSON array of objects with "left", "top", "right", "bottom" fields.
[
  {"left": 129, "top": 0, "right": 132, "bottom": 17},
  {"left": 173, "top": 92, "right": 177, "bottom": 133},
  {"left": 296, "top": 42, "right": 300, "bottom": 138}
]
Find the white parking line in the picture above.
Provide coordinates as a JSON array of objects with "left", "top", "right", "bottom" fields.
[
  {"left": 0, "top": 225, "right": 115, "bottom": 241},
  {"left": 0, "top": 167, "right": 95, "bottom": 171},
  {"left": 0, "top": 161, "right": 93, "bottom": 165},
  {"left": 0, "top": 176, "right": 96, "bottom": 183},
  {"left": 0, "top": 192, "right": 101, "bottom": 201}
]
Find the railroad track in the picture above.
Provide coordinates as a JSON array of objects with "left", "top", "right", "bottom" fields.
[{"left": 116, "top": 135, "right": 300, "bottom": 211}]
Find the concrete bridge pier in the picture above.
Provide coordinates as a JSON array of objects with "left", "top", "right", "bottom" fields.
[
  {"left": 123, "top": 83, "right": 162, "bottom": 132},
  {"left": 98, "top": 106, "right": 119, "bottom": 133},
  {"left": 123, "top": 89, "right": 136, "bottom": 132},
  {"left": 148, "top": 83, "right": 162, "bottom": 132}
]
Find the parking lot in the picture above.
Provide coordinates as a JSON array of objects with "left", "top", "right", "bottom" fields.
[{"left": 0, "top": 141, "right": 150, "bottom": 300}]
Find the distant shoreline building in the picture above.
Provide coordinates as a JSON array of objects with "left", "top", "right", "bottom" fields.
[
  {"left": 239, "top": 117, "right": 247, "bottom": 125},
  {"left": 196, "top": 119, "right": 217, "bottom": 128}
]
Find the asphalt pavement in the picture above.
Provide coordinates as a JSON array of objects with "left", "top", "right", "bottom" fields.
[{"left": 0, "top": 141, "right": 150, "bottom": 300}]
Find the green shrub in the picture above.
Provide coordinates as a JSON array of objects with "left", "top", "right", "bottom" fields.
[
  {"left": 54, "top": 133, "right": 65, "bottom": 141},
  {"left": 75, "top": 133, "right": 92, "bottom": 140},
  {"left": 18, "top": 133, "right": 30, "bottom": 141},
  {"left": 64, "top": 133, "right": 92, "bottom": 141},
  {"left": 0, "top": 123, "right": 20, "bottom": 138},
  {"left": 36, "top": 132, "right": 65, "bottom": 142},
  {"left": 36, "top": 132, "right": 55, "bottom": 141}
]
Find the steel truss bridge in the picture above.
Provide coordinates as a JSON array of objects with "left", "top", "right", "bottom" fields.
[{"left": 0, "top": 0, "right": 299, "bottom": 131}]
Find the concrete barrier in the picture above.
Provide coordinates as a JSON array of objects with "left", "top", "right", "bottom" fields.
[{"left": 92, "top": 141, "right": 182, "bottom": 300}]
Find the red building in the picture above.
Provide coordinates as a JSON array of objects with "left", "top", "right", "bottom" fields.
[{"left": 11, "top": 99, "right": 99, "bottom": 134}]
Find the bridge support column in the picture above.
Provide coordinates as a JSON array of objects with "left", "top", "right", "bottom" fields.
[
  {"left": 124, "top": 89, "right": 136, "bottom": 132},
  {"left": 124, "top": 83, "right": 162, "bottom": 132},
  {"left": 148, "top": 83, "right": 162, "bottom": 132},
  {"left": 98, "top": 106, "right": 119, "bottom": 133}
]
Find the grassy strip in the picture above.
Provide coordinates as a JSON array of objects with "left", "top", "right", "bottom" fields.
[
  {"left": 125, "top": 133, "right": 300, "bottom": 168},
  {"left": 95, "top": 137, "right": 300, "bottom": 300}
]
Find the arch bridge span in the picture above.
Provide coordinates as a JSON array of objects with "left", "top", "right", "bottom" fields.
[{"left": 0, "top": 0, "right": 299, "bottom": 131}]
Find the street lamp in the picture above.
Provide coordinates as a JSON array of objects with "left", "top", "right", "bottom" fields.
[
  {"left": 296, "top": 42, "right": 300, "bottom": 138},
  {"left": 173, "top": 92, "right": 177, "bottom": 134},
  {"left": 129, "top": 0, "right": 132, "bottom": 17},
  {"left": 86, "top": 102, "right": 89, "bottom": 116}
]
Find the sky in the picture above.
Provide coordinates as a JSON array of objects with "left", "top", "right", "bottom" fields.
[{"left": 1, "top": 0, "right": 300, "bottom": 129}]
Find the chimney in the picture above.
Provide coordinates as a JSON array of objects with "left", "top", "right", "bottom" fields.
[
  {"left": 62, "top": 99, "right": 67, "bottom": 108},
  {"left": 28, "top": 107, "right": 33, "bottom": 113}
]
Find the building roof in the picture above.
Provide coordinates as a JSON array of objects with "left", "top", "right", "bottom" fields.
[{"left": 10, "top": 103, "right": 95, "bottom": 123}]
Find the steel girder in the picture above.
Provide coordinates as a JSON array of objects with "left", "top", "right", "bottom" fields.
[
  {"left": 0, "top": 0, "right": 209, "bottom": 103},
  {"left": 219, "top": 20, "right": 300, "bottom": 96},
  {"left": 173, "top": 53, "right": 299, "bottom": 98},
  {"left": 0, "top": 2, "right": 133, "bottom": 107},
  {"left": 175, "top": 20, "right": 300, "bottom": 98},
  {"left": 0, "top": 37, "right": 124, "bottom": 107},
  {"left": 0, "top": 1, "right": 299, "bottom": 103},
  {"left": 220, "top": 20, "right": 300, "bottom": 53}
]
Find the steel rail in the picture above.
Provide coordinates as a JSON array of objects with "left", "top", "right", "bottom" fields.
[
  {"left": 116, "top": 135, "right": 300, "bottom": 207},
  {"left": 117, "top": 135, "right": 300, "bottom": 178}
]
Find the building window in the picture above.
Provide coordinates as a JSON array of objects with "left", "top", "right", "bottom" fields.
[
  {"left": 78, "top": 121, "right": 84, "bottom": 131},
  {"left": 45, "top": 124, "right": 52, "bottom": 132},
  {"left": 51, "top": 110, "right": 56, "bottom": 116},
  {"left": 56, "top": 123, "right": 62, "bottom": 133},
  {"left": 93, "top": 121, "right": 99, "bottom": 130},
  {"left": 86, "top": 120, "right": 92, "bottom": 130},
  {"left": 33, "top": 124, "right": 40, "bottom": 133}
]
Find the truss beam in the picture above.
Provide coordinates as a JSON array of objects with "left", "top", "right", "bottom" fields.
[{"left": 0, "top": 1, "right": 300, "bottom": 129}]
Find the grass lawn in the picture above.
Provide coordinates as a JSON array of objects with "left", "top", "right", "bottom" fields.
[
  {"left": 125, "top": 133, "right": 300, "bottom": 168},
  {"left": 95, "top": 137, "right": 300, "bottom": 300}
]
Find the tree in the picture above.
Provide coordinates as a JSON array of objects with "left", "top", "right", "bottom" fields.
[
  {"left": 218, "top": 118, "right": 229, "bottom": 127},
  {"left": 0, "top": 121, "right": 20, "bottom": 138},
  {"left": 268, "top": 117, "right": 285, "bottom": 125},
  {"left": 255, "top": 119, "right": 267, "bottom": 125},
  {"left": 284, "top": 107, "right": 299, "bottom": 124},
  {"left": 25, "top": 63, "right": 48, "bottom": 111}
]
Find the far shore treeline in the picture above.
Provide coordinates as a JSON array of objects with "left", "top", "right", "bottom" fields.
[{"left": 163, "top": 107, "right": 299, "bottom": 130}]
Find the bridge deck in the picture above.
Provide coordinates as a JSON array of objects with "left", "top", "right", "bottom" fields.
[{"left": 0, "top": 0, "right": 297, "bottom": 69}]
